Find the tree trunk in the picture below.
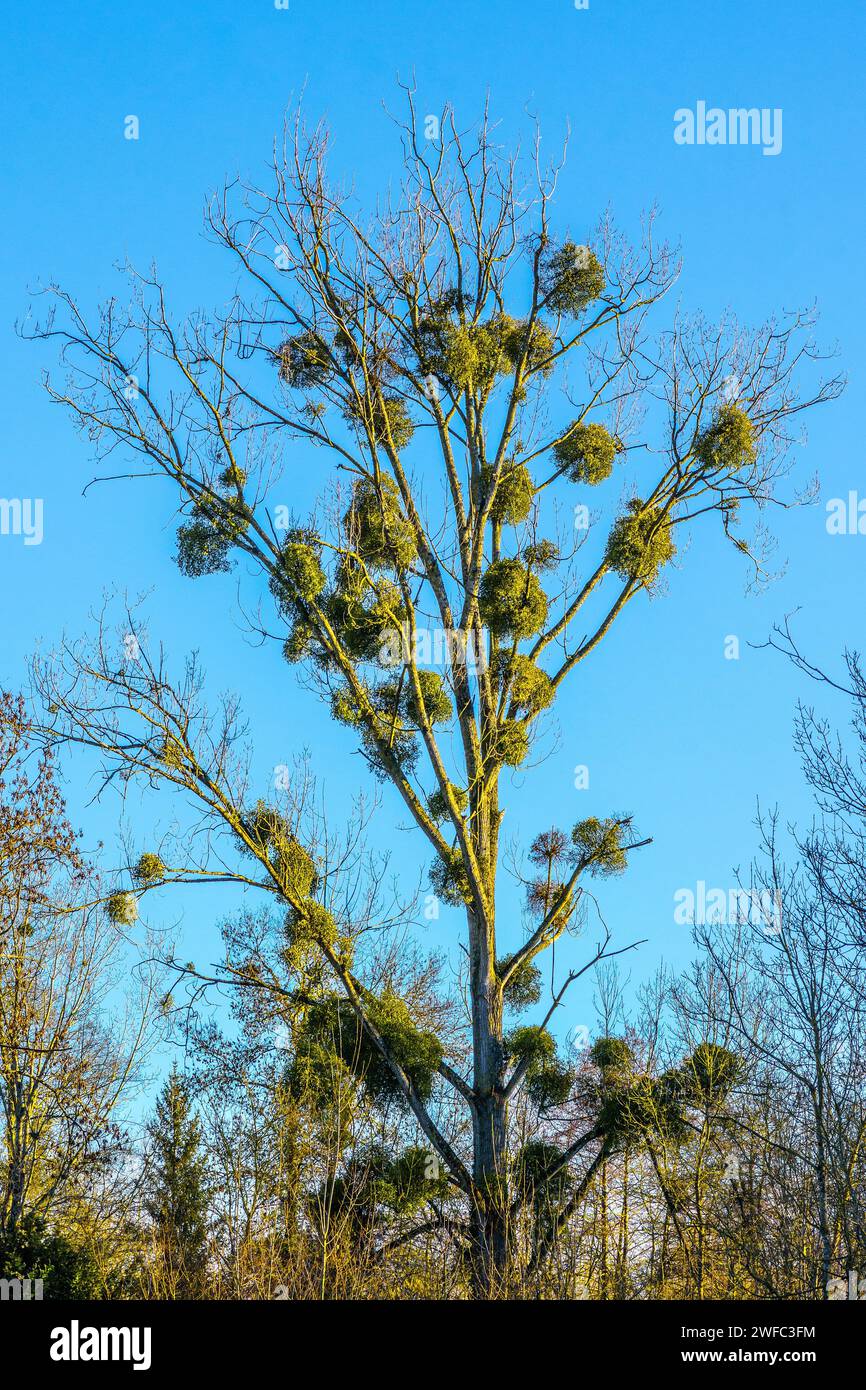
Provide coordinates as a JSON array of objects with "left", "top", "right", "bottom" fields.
[{"left": 468, "top": 906, "right": 509, "bottom": 1297}]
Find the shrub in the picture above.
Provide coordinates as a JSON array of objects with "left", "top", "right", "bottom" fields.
[{"left": 0, "top": 1215, "right": 101, "bottom": 1299}]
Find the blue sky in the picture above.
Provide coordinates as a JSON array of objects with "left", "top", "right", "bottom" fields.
[{"left": 2, "top": 0, "right": 865, "bottom": 1051}]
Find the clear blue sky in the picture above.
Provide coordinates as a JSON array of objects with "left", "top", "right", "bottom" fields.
[{"left": 2, "top": 0, "right": 864, "bottom": 1047}]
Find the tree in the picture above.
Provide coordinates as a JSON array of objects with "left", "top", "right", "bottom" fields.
[
  {"left": 145, "top": 1066, "right": 210, "bottom": 1297},
  {"left": 684, "top": 628, "right": 866, "bottom": 1298},
  {"left": 28, "top": 93, "right": 841, "bottom": 1295},
  {"left": 0, "top": 691, "right": 153, "bottom": 1276}
]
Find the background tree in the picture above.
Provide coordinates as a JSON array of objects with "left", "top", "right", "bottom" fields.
[
  {"left": 144, "top": 1065, "right": 210, "bottom": 1298},
  {"left": 28, "top": 95, "right": 841, "bottom": 1295},
  {"left": 0, "top": 691, "right": 154, "bottom": 1293}
]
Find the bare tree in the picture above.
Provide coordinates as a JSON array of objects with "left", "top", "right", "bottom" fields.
[{"left": 0, "top": 693, "right": 156, "bottom": 1249}]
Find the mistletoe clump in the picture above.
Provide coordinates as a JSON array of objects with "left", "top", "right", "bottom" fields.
[
  {"left": 377, "top": 1145, "right": 450, "bottom": 1214},
  {"left": 345, "top": 394, "right": 415, "bottom": 452},
  {"left": 282, "top": 615, "right": 317, "bottom": 665},
  {"left": 553, "top": 421, "right": 621, "bottom": 484},
  {"left": 364, "top": 708, "right": 419, "bottom": 779},
  {"left": 416, "top": 299, "right": 516, "bottom": 392},
  {"left": 501, "top": 317, "right": 556, "bottom": 377},
  {"left": 132, "top": 852, "right": 165, "bottom": 886},
  {"left": 591, "top": 1036, "right": 635, "bottom": 1083},
  {"left": 303, "top": 990, "right": 443, "bottom": 1108},
  {"left": 175, "top": 486, "right": 252, "bottom": 578},
  {"left": 598, "top": 1070, "right": 689, "bottom": 1149},
  {"left": 107, "top": 890, "right": 138, "bottom": 926},
  {"left": 245, "top": 802, "right": 319, "bottom": 899},
  {"left": 364, "top": 990, "right": 444, "bottom": 1103},
  {"left": 155, "top": 736, "right": 186, "bottom": 771},
  {"left": 495, "top": 652, "right": 554, "bottom": 716},
  {"left": 478, "top": 559, "right": 548, "bottom": 640},
  {"left": 526, "top": 875, "right": 573, "bottom": 925},
  {"left": 489, "top": 719, "right": 530, "bottom": 768},
  {"left": 388, "top": 669, "right": 453, "bottom": 728},
  {"left": 497, "top": 955, "right": 542, "bottom": 1012},
  {"left": 285, "top": 900, "right": 345, "bottom": 960},
  {"left": 605, "top": 500, "right": 676, "bottom": 585},
  {"left": 514, "top": 1140, "right": 573, "bottom": 1207},
  {"left": 314, "top": 1144, "right": 450, "bottom": 1227},
  {"left": 426, "top": 781, "right": 469, "bottom": 823},
  {"left": 345, "top": 476, "right": 417, "bottom": 572},
  {"left": 695, "top": 403, "right": 758, "bottom": 475},
  {"left": 330, "top": 685, "right": 365, "bottom": 728},
  {"left": 218, "top": 464, "right": 247, "bottom": 490},
  {"left": 325, "top": 562, "right": 405, "bottom": 661},
  {"left": 507, "top": 1026, "right": 575, "bottom": 1109},
  {"left": 681, "top": 1041, "right": 746, "bottom": 1106},
  {"left": 175, "top": 519, "right": 233, "bottom": 577},
  {"left": 481, "top": 460, "right": 535, "bottom": 526},
  {"left": 286, "top": 1033, "right": 355, "bottom": 1116},
  {"left": 330, "top": 681, "right": 419, "bottom": 775},
  {"left": 427, "top": 316, "right": 512, "bottom": 392},
  {"left": 276, "top": 330, "right": 333, "bottom": 389},
  {"left": 429, "top": 845, "right": 473, "bottom": 907},
  {"left": 269, "top": 530, "right": 327, "bottom": 609},
  {"left": 523, "top": 539, "right": 559, "bottom": 572},
  {"left": 540, "top": 241, "right": 605, "bottom": 316},
  {"left": 571, "top": 817, "right": 630, "bottom": 876}
]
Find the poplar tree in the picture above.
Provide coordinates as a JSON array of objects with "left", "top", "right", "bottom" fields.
[{"left": 29, "top": 93, "right": 841, "bottom": 1295}]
